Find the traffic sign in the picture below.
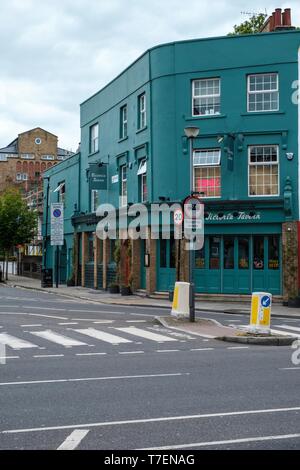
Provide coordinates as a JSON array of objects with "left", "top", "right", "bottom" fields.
[
  {"left": 174, "top": 208, "right": 183, "bottom": 226},
  {"left": 51, "top": 203, "right": 64, "bottom": 246},
  {"left": 261, "top": 295, "right": 271, "bottom": 308}
]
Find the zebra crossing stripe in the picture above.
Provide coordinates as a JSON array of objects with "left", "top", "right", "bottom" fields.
[
  {"left": 274, "top": 325, "right": 300, "bottom": 334},
  {"left": 115, "top": 327, "right": 177, "bottom": 342},
  {"left": 30, "top": 330, "right": 87, "bottom": 347},
  {"left": 0, "top": 333, "right": 38, "bottom": 350},
  {"left": 73, "top": 328, "right": 132, "bottom": 344}
]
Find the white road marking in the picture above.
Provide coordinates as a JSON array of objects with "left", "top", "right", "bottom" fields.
[
  {"left": 126, "top": 320, "right": 147, "bottom": 323},
  {"left": 190, "top": 348, "right": 214, "bottom": 351},
  {"left": 0, "top": 333, "right": 38, "bottom": 350},
  {"left": 116, "top": 327, "right": 177, "bottom": 343},
  {"left": 29, "top": 313, "right": 69, "bottom": 320},
  {"left": 3, "top": 404, "right": 300, "bottom": 434},
  {"left": 0, "top": 372, "right": 187, "bottom": 388},
  {"left": 76, "top": 353, "right": 107, "bottom": 356},
  {"left": 279, "top": 367, "right": 300, "bottom": 371},
  {"left": 73, "top": 328, "right": 132, "bottom": 344},
  {"left": 274, "top": 324, "right": 300, "bottom": 333},
  {"left": 227, "top": 347, "right": 249, "bottom": 350},
  {"left": 58, "top": 322, "right": 78, "bottom": 326},
  {"left": 141, "top": 433, "right": 300, "bottom": 450},
  {"left": 156, "top": 350, "right": 180, "bottom": 353},
  {"left": 30, "top": 330, "right": 87, "bottom": 347},
  {"left": 20, "top": 324, "right": 43, "bottom": 327},
  {"left": 119, "top": 351, "right": 145, "bottom": 355},
  {"left": 270, "top": 328, "right": 300, "bottom": 338},
  {"left": 23, "top": 306, "right": 67, "bottom": 311},
  {"left": 0, "top": 356, "right": 19, "bottom": 360},
  {"left": 57, "top": 429, "right": 89, "bottom": 450},
  {"left": 92, "top": 320, "right": 114, "bottom": 324},
  {"left": 33, "top": 355, "right": 65, "bottom": 358}
]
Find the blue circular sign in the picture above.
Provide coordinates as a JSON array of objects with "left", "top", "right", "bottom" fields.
[
  {"left": 261, "top": 295, "right": 271, "bottom": 308},
  {"left": 53, "top": 209, "right": 61, "bottom": 218}
]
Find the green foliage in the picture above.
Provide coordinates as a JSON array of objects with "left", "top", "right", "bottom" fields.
[
  {"left": 0, "top": 188, "right": 37, "bottom": 253},
  {"left": 229, "top": 14, "right": 267, "bottom": 36}
]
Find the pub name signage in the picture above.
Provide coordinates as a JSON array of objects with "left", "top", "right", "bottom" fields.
[{"left": 205, "top": 211, "right": 261, "bottom": 222}]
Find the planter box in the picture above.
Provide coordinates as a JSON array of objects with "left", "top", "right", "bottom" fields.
[
  {"left": 109, "top": 285, "right": 120, "bottom": 294},
  {"left": 121, "top": 286, "right": 132, "bottom": 296}
]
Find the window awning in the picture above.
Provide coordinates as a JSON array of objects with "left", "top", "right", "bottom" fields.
[
  {"left": 53, "top": 182, "right": 65, "bottom": 193},
  {"left": 137, "top": 160, "right": 147, "bottom": 176}
]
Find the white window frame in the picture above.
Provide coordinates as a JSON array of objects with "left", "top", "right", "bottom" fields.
[
  {"left": 137, "top": 159, "right": 147, "bottom": 202},
  {"left": 248, "top": 145, "right": 280, "bottom": 197},
  {"left": 192, "top": 78, "right": 221, "bottom": 117},
  {"left": 16, "top": 173, "right": 22, "bottom": 181},
  {"left": 120, "top": 105, "right": 128, "bottom": 139},
  {"left": 120, "top": 165, "right": 127, "bottom": 207},
  {"left": 193, "top": 149, "right": 221, "bottom": 198},
  {"left": 0, "top": 154, "right": 8, "bottom": 161},
  {"left": 90, "top": 123, "right": 99, "bottom": 154},
  {"left": 91, "top": 189, "right": 99, "bottom": 213},
  {"left": 247, "top": 73, "right": 279, "bottom": 113},
  {"left": 138, "top": 93, "right": 146, "bottom": 129},
  {"left": 59, "top": 183, "right": 66, "bottom": 203},
  {"left": 22, "top": 173, "right": 28, "bottom": 181},
  {"left": 21, "top": 154, "right": 35, "bottom": 160},
  {"left": 41, "top": 155, "right": 54, "bottom": 161}
]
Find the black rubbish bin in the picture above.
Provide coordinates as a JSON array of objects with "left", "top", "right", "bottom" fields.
[{"left": 41, "top": 268, "right": 53, "bottom": 288}]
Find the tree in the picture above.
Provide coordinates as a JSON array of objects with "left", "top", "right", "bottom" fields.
[
  {"left": 229, "top": 14, "right": 267, "bottom": 36},
  {"left": 0, "top": 189, "right": 37, "bottom": 280}
]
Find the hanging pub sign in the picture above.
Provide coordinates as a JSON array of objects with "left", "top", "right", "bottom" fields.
[{"left": 89, "top": 163, "right": 108, "bottom": 190}]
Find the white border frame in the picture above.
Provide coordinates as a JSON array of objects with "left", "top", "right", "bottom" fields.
[
  {"left": 248, "top": 145, "right": 280, "bottom": 197},
  {"left": 192, "top": 78, "right": 221, "bottom": 117},
  {"left": 247, "top": 73, "right": 279, "bottom": 113}
]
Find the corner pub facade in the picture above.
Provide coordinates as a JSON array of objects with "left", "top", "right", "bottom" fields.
[{"left": 43, "top": 12, "right": 300, "bottom": 302}]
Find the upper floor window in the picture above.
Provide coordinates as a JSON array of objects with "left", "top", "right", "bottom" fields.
[
  {"left": 137, "top": 159, "right": 147, "bottom": 202},
  {"left": 57, "top": 155, "right": 66, "bottom": 161},
  {"left": 192, "top": 78, "right": 221, "bottom": 116},
  {"left": 248, "top": 145, "right": 279, "bottom": 196},
  {"left": 21, "top": 154, "right": 34, "bottom": 160},
  {"left": 41, "top": 155, "right": 54, "bottom": 161},
  {"left": 53, "top": 182, "right": 66, "bottom": 203},
  {"left": 91, "top": 189, "right": 100, "bottom": 213},
  {"left": 138, "top": 93, "right": 146, "bottom": 129},
  {"left": 16, "top": 173, "right": 28, "bottom": 181},
  {"left": 120, "top": 105, "right": 128, "bottom": 139},
  {"left": 247, "top": 73, "right": 279, "bottom": 112},
  {"left": 120, "top": 165, "right": 127, "bottom": 207},
  {"left": 90, "top": 123, "right": 99, "bottom": 154},
  {"left": 193, "top": 149, "right": 221, "bottom": 198},
  {"left": 0, "top": 154, "right": 8, "bottom": 161}
]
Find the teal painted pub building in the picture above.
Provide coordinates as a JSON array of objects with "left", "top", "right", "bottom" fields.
[{"left": 43, "top": 26, "right": 300, "bottom": 301}]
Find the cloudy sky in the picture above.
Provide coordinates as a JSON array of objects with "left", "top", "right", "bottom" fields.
[{"left": 0, "top": 0, "right": 299, "bottom": 151}]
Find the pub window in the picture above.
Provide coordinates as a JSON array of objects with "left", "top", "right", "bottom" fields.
[
  {"left": 209, "top": 236, "right": 220, "bottom": 270},
  {"left": 192, "top": 78, "right": 221, "bottom": 116},
  {"left": 224, "top": 236, "right": 234, "bottom": 269},
  {"left": 195, "top": 246, "right": 205, "bottom": 269},
  {"left": 268, "top": 235, "right": 279, "bottom": 270},
  {"left": 253, "top": 236, "right": 264, "bottom": 270},
  {"left": 238, "top": 237, "right": 249, "bottom": 269},
  {"left": 90, "top": 123, "right": 99, "bottom": 154}
]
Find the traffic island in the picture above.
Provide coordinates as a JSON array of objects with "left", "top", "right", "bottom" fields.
[{"left": 155, "top": 316, "right": 295, "bottom": 346}]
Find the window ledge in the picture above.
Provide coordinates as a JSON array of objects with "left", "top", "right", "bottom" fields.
[
  {"left": 88, "top": 150, "right": 100, "bottom": 157},
  {"left": 241, "top": 111, "right": 285, "bottom": 116},
  {"left": 118, "top": 136, "right": 128, "bottom": 143},
  {"left": 136, "top": 126, "right": 147, "bottom": 134},
  {"left": 187, "top": 114, "right": 227, "bottom": 121}
]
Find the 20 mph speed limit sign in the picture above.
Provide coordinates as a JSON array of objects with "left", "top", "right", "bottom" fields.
[{"left": 174, "top": 208, "right": 183, "bottom": 226}]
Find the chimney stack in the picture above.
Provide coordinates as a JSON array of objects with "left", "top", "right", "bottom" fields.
[
  {"left": 282, "top": 8, "right": 291, "bottom": 27},
  {"left": 274, "top": 8, "right": 282, "bottom": 28}
]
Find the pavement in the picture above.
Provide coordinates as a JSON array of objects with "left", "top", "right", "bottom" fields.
[{"left": 2, "top": 274, "right": 300, "bottom": 319}]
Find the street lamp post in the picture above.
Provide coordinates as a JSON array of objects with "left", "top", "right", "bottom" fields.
[{"left": 184, "top": 127, "right": 200, "bottom": 323}]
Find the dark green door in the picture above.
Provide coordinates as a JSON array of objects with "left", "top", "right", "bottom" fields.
[
  {"left": 157, "top": 237, "right": 176, "bottom": 292},
  {"left": 252, "top": 235, "right": 281, "bottom": 294},
  {"left": 59, "top": 242, "right": 67, "bottom": 284}
]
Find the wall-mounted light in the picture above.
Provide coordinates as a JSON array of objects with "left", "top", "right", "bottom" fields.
[{"left": 286, "top": 153, "right": 294, "bottom": 161}]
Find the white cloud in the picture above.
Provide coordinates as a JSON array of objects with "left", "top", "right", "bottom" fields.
[{"left": 0, "top": 0, "right": 299, "bottom": 150}]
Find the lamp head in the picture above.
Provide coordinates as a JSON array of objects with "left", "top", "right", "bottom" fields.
[{"left": 184, "top": 127, "right": 200, "bottom": 139}]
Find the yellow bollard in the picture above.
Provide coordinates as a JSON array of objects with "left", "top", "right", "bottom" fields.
[
  {"left": 249, "top": 292, "right": 272, "bottom": 333},
  {"left": 171, "top": 282, "right": 190, "bottom": 318}
]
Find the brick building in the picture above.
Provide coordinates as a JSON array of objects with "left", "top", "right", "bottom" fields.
[{"left": 0, "top": 127, "right": 74, "bottom": 277}]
